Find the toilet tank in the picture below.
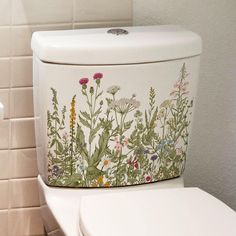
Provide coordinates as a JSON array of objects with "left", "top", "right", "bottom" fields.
[{"left": 32, "top": 25, "right": 202, "bottom": 188}]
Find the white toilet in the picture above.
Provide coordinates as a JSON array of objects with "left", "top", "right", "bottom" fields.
[{"left": 31, "top": 25, "right": 236, "bottom": 236}]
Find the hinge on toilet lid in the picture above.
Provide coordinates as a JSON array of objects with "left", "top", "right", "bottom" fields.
[{"left": 0, "top": 102, "right": 4, "bottom": 121}]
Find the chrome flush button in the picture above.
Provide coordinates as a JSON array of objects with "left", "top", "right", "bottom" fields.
[{"left": 107, "top": 28, "right": 129, "bottom": 35}]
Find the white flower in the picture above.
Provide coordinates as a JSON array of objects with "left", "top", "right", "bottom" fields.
[
  {"left": 107, "top": 85, "right": 120, "bottom": 95},
  {"left": 109, "top": 98, "right": 140, "bottom": 114},
  {"left": 160, "top": 100, "right": 171, "bottom": 108}
]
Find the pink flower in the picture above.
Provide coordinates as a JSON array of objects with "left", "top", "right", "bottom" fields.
[
  {"left": 115, "top": 142, "right": 123, "bottom": 152},
  {"left": 124, "top": 138, "right": 129, "bottom": 146},
  {"left": 93, "top": 73, "right": 103, "bottom": 80},
  {"left": 146, "top": 176, "right": 151, "bottom": 182},
  {"left": 170, "top": 90, "right": 177, "bottom": 96},
  {"left": 176, "top": 147, "right": 183, "bottom": 155},
  {"left": 174, "top": 80, "right": 181, "bottom": 88},
  {"left": 79, "top": 78, "right": 89, "bottom": 85}
]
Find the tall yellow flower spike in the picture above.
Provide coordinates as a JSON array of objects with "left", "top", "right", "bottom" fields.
[{"left": 69, "top": 96, "right": 76, "bottom": 128}]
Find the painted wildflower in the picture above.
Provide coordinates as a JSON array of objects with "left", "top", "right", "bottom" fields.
[
  {"left": 47, "top": 64, "right": 193, "bottom": 187},
  {"left": 103, "top": 159, "right": 109, "bottom": 166},
  {"left": 62, "top": 132, "right": 69, "bottom": 141},
  {"left": 134, "top": 162, "right": 139, "bottom": 169},
  {"left": 93, "top": 73, "right": 103, "bottom": 80},
  {"left": 104, "top": 182, "right": 110, "bottom": 187},
  {"left": 107, "top": 85, "right": 120, "bottom": 95},
  {"left": 176, "top": 147, "right": 183, "bottom": 155},
  {"left": 160, "top": 100, "right": 171, "bottom": 108},
  {"left": 114, "top": 141, "right": 123, "bottom": 152},
  {"left": 69, "top": 96, "right": 76, "bottom": 128},
  {"left": 151, "top": 155, "right": 158, "bottom": 161},
  {"left": 146, "top": 176, "right": 151, "bottom": 182},
  {"left": 79, "top": 78, "right": 89, "bottom": 85},
  {"left": 52, "top": 165, "right": 60, "bottom": 176},
  {"left": 109, "top": 98, "right": 140, "bottom": 114}
]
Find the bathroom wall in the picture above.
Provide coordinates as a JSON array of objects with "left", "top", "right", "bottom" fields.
[
  {"left": 0, "top": 0, "right": 132, "bottom": 235},
  {"left": 133, "top": 0, "right": 236, "bottom": 209}
]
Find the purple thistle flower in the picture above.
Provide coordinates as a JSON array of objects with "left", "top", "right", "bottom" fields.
[
  {"left": 151, "top": 155, "right": 158, "bottom": 161},
  {"left": 52, "top": 165, "right": 60, "bottom": 176}
]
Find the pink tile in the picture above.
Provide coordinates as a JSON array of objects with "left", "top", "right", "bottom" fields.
[
  {"left": 8, "top": 207, "right": 44, "bottom": 235},
  {"left": 0, "top": 150, "right": 9, "bottom": 180},
  {"left": 9, "top": 178, "right": 40, "bottom": 208},
  {"left": 0, "top": 180, "right": 9, "bottom": 209},
  {"left": 11, "top": 57, "right": 33, "bottom": 87},
  {"left": 10, "top": 87, "right": 34, "bottom": 118},
  {"left": 0, "top": 88, "right": 10, "bottom": 119},
  {"left": 0, "top": 58, "right": 10, "bottom": 88},
  {"left": 11, "top": 24, "right": 72, "bottom": 56},
  {"left": 0, "top": 120, "right": 10, "bottom": 149},
  {"left": 0, "top": 210, "right": 8, "bottom": 235},
  {"left": 0, "top": 27, "right": 11, "bottom": 57},
  {"left": 10, "top": 118, "right": 36, "bottom": 149},
  {"left": 0, "top": 0, "right": 11, "bottom": 26},
  {"left": 10, "top": 148, "right": 38, "bottom": 179}
]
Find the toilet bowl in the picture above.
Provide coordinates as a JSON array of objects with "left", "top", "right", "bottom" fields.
[{"left": 31, "top": 25, "right": 236, "bottom": 235}]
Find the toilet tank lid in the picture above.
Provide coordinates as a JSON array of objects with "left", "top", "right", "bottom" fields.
[{"left": 31, "top": 25, "right": 202, "bottom": 65}]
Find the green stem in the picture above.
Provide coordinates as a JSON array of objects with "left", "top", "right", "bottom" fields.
[
  {"left": 84, "top": 90, "right": 93, "bottom": 158},
  {"left": 112, "top": 94, "right": 119, "bottom": 127}
]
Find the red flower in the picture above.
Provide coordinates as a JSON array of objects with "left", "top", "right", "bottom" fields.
[
  {"left": 79, "top": 78, "right": 89, "bottom": 85},
  {"left": 93, "top": 73, "right": 103, "bottom": 80},
  {"left": 134, "top": 162, "right": 139, "bottom": 169},
  {"left": 146, "top": 176, "right": 151, "bottom": 182}
]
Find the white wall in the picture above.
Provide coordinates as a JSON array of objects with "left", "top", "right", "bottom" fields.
[{"left": 133, "top": 0, "right": 236, "bottom": 209}]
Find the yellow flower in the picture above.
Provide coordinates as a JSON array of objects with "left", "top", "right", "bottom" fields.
[
  {"left": 103, "top": 160, "right": 109, "bottom": 166},
  {"left": 104, "top": 182, "right": 110, "bottom": 187},
  {"left": 97, "top": 175, "right": 104, "bottom": 184},
  {"left": 70, "top": 96, "right": 76, "bottom": 127}
]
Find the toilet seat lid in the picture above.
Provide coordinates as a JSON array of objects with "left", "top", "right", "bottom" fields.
[{"left": 79, "top": 188, "right": 236, "bottom": 236}]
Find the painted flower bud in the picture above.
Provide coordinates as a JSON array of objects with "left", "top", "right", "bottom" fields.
[{"left": 89, "top": 86, "right": 94, "bottom": 94}]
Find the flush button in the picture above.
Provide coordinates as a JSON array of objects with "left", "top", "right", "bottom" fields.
[{"left": 107, "top": 28, "right": 129, "bottom": 35}]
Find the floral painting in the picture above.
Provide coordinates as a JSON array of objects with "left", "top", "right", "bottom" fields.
[{"left": 47, "top": 63, "right": 193, "bottom": 187}]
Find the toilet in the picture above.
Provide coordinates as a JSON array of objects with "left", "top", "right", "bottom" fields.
[{"left": 31, "top": 25, "right": 236, "bottom": 236}]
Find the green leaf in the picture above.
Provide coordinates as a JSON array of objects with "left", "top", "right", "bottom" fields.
[
  {"left": 50, "top": 139, "right": 56, "bottom": 148},
  {"left": 124, "top": 120, "right": 133, "bottom": 131},
  {"left": 75, "top": 124, "right": 88, "bottom": 161},
  {"left": 93, "top": 107, "right": 102, "bottom": 118},
  {"left": 89, "top": 122, "right": 102, "bottom": 144},
  {"left": 55, "top": 117, "right": 60, "bottom": 124},
  {"left": 79, "top": 116, "right": 91, "bottom": 128},
  {"left": 145, "top": 110, "right": 149, "bottom": 128},
  {"left": 150, "top": 107, "right": 158, "bottom": 128},
  {"left": 80, "top": 111, "right": 91, "bottom": 120},
  {"left": 91, "top": 130, "right": 110, "bottom": 166},
  {"left": 57, "top": 141, "right": 64, "bottom": 154},
  {"left": 86, "top": 166, "right": 103, "bottom": 181}
]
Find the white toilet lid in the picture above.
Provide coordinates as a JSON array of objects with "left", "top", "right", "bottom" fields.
[{"left": 79, "top": 187, "right": 236, "bottom": 236}]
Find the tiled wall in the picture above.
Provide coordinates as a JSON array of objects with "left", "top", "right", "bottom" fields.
[{"left": 0, "top": 0, "right": 132, "bottom": 235}]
